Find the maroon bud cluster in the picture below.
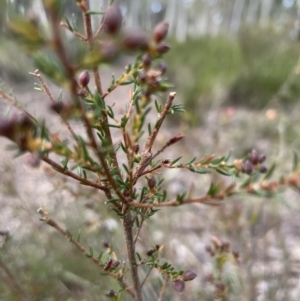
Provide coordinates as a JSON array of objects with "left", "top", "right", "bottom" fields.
[
  {"left": 146, "top": 244, "right": 160, "bottom": 256},
  {"left": 241, "top": 150, "right": 267, "bottom": 175},
  {"left": 103, "top": 5, "right": 122, "bottom": 35},
  {"left": 78, "top": 70, "right": 90, "bottom": 87},
  {"left": 122, "top": 31, "right": 150, "bottom": 51}
]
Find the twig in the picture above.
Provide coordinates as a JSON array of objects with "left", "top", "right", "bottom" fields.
[
  {"left": 42, "top": 156, "right": 107, "bottom": 191},
  {"left": 0, "top": 88, "right": 37, "bottom": 123},
  {"left": 32, "top": 69, "right": 78, "bottom": 141},
  {"left": 94, "top": 22, "right": 105, "bottom": 40},
  {"left": 37, "top": 208, "right": 136, "bottom": 299},
  {"left": 132, "top": 92, "right": 176, "bottom": 184},
  {"left": 133, "top": 216, "right": 146, "bottom": 244},
  {"left": 144, "top": 92, "right": 176, "bottom": 152},
  {"left": 0, "top": 258, "right": 30, "bottom": 299},
  {"left": 157, "top": 277, "right": 169, "bottom": 301},
  {"left": 140, "top": 267, "right": 153, "bottom": 288},
  {"left": 60, "top": 21, "right": 87, "bottom": 41}
]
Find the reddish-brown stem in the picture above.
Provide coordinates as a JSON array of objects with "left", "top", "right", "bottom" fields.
[{"left": 42, "top": 156, "right": 107, "bottom": 191}]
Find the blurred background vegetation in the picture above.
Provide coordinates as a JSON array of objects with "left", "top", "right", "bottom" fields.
[{"left": 2, "top": 0, "right": 300, "bottom": 301}]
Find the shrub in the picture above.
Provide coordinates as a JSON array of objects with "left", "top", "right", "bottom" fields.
[{"left": 1, "top": 1, "right": 300, "bottom": 300}]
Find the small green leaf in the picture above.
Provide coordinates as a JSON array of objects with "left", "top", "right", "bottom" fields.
[
  {"left": 216, "top": 168, "right": 231, "bottom": 176},
  {"left": 77, "top": 229, "right": 81, "bottom": 242},
  {"left": 293, "top": 151, "right": 298, "bottom": 172},
  {"left": 207, "top": 182, "right": 220, "bottom": 196},
  {"left": 86, "top": 10, "right": 105, "bottom": 15},
  {"left": 171, "top": 156, "right": 182, "bottom": 165},
  {"left": 263, "top": 163, "right": 276, "bottom": 180}
]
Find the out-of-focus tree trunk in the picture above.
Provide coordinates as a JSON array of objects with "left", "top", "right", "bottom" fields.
[
  {"left": 259, "top": 0, "right": 272, "bottom": 26},
  {"left": 165, "top": 0, "right": 178, "bottom": 37},
  {"left": 246, "top": 0, "right": 260, "bottom": 24},
  {"left": 228, "top": 0, "right": 246, "bottom": 34},
  {"left": 175, "top": 0, "right": 187, "bottom": 42}
]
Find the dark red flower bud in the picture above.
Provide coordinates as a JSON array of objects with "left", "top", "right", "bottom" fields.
[
  {"left": 78, "top": 70, "right": 90, "bottom": 87},
  {"left": 142, "top": 53, "right": 152, "bottom": 69},
  {"left": 50, "top": 102, "right": 64, "bottom": 114},
  {"left": 241, "top": 160, "right": 253, "bottom": 175},
  {"left": 122, "top": 31, "right": 149, "bottom": 51},
  {"left": 104, "top": 258, "right": 113, "bottom": 271},
  {"left": 153, "top": 22, "right": 169, "bottom": 43},
  {"left": 111, "top": 260, "right": 120, "bottom": 268},
  {"left": 259, "top": 165, "right": 267, "bottom": 173},
  {"left": 108, "top": 290, "right": 115, "bottom": 297},
  {"left": 0, "top": 118, "right": 14, "bottom": 138},
  {"left": 133, "top": 143, "right": 140, "bottom": 153},
  {"left": 248, "top": 150, "right": 259, "bottom": 165},
  {"left": 155, "top": 43, "right": 171, "bottom": 54},
  {"left": 173, "top": 279, "right": 185, "bottom": 293},
  {"left": 162, "top": 158, "right": 171, "bottom": 164},
  {"left": 103, "top": 241, "right": 110, "bottom": 248},
  {"left": 103, "top": 5, "right": 122, "bottom": 35},
  {"left": 182, "top": 270, "right": 197, "bottom": 281},
  {"left": 157, "top": 62, "right": 167, "bottom": 74},
  {"left": 146, "top": 249, "right": 155, "bottom": 256},
  {"left": 148, "top": 175, "right": 156, "bottom": 189}
]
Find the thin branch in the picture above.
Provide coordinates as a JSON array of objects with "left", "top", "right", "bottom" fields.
[
  {"left": 0, "top": 88, "right": 37, "bottom": 122},
  {"left": 0, "top": 258, "right": 30, "bottom": 299},
  {"left": 42, "top": 156, "right": 107, "bottom": 191},
  {"left": 140, "top": 267, "right": 153, "bottom": 288},
  {"left": 157, "top": 277, "right": 169, "bottom": 301},
  {"left": 32, "top": 69, "right": 78, "bottom": 141},
  {"left": 37, "top": 208, "right": 135, "bottom": 299},
  {"left": 144, "top": 92, "right": 176, "bottom": 152},
  {"left": 60, "top": 21, "right": 87, "bottom": 41},
  {"left": 151, "top": 133, "right": 184, "bottom": 161},
  {"left": 94, "top": 22, "right": 105, "bottom": 40},
  {"left": 132, "top": 92, "right": 176, "bottom": 184},
  {"left": 133, "top": 216, "right": 146, "bottom": 244}
]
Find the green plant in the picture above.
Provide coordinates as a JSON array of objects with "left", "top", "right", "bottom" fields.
[{"left": 1, "top": 1, "right": 300, "bottom": 301}]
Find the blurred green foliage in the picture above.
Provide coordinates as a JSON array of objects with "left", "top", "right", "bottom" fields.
[{"left": 166, "top": 26, "right": 300, "bottom": 114}]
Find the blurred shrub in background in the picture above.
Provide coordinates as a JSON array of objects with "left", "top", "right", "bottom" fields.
[{"left": 167, "top": 26, "right": 300, "bottom": 118}]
